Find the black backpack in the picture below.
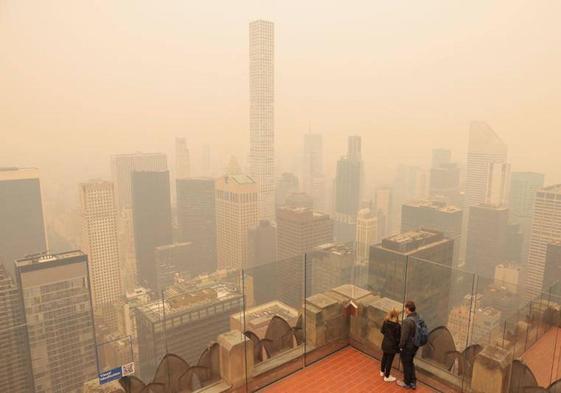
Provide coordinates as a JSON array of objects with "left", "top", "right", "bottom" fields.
[{"left": 411, "top": 316, "right": 429, "bottom": 347}]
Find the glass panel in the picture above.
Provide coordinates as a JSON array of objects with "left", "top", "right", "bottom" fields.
[
  {"left": 406, "top": 256, "right": 476, "bottom": 393},
  {"left": 243, "top": 256, "right": 305, "bottom": 390},
  {"left": 159, "top": 269, "right": 245, "bottom": 392},
  {"left": 304, "top": 242, "right": 356, "bottom": 366}
]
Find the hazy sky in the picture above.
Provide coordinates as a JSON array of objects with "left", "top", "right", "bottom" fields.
[{"left": 2, "top": 0, "right": 561, "bottom": 202}]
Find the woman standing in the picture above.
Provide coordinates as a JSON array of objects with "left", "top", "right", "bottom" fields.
[{"left": 380, "top": 309, "right": 401, "bottom": 382}]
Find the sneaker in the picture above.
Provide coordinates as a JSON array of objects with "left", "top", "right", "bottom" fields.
[
  {"left": 380, "top": 371, "right": 384, "bottom": 377},
  {"left": 396, "top": 380, "right": 411, "bottom": 389},
  {"left": 384, "top": 376, "right": 397, "bottom": 382},
  {"left": 410, "top": 383, "right": 417, "bottom": 390}
]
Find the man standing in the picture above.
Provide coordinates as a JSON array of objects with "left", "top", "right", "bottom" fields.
[{"left": 398, "top": 300, "right": 419, "bottom": 389}]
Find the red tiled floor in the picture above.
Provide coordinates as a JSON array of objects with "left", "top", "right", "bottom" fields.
[
  {"left": 261, "top": 347, "right": 437, "bottom": 393},
  {"left": 522, "top": 327, "right": 561, "bottom": 387}
]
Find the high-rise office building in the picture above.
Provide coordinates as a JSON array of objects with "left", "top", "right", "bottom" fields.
[
  {"left": 431, "top": 148, "right": 452, "bottom": 169},
  {"left": 176, "top": 178, "right": 217, "bottom": 274},
  {"left": 333, "top": 136, "right": 363, "bottom": 242},
  {"left": 374, "top": 188, "right": 392, "bottom": 240},
  {"left": 154, "top": 242, "right": 192, "bottom": 292},
  {"left": 429, "top": 161, "right": 461, "bottom": 206},
  {"left": 136, "top": 272, "right": 244, "bottom": 379},
  {"left": 393, "top": 165, "right": 428, "bottom": 230},
  {"left": 401, "top": 200, "right": 462, "bottom": 266},
  {"left": 215, "top": 175, "right": 258, "bottom": 270},
  {"left": 117, "top": 208, "right": 137, "bottom": 293},
  {"left": 276, "top": 206, "right": 333, "bottom": 307},
  {"left": 465, "top": 122, "right": 507, "bottom": 208},
  {"left": 509, "top": 172, "right": 545, "bottom": 261},
  {"left": 0, "top": 265, "right": 32, "bottom": 393},
  {"left": 543, "top": 241, "right": 561, "bottom": 294},
  {"left": 80, "top": 181, "right": 123, "bottom": 331},
  {"left": 175, "top": 137, "right": 191, "bottom": 180},
  {"left": 111, "top": 153, "right": 167, "bottom": 210},
  {"left": 528, "top": 185, "right": 561, "bottom": 297},
  {"left": 248, "top": 220, "right": 277, "bottom": 268},
  {"left": 485, "top": 162, "right": 511, "bottom": 206},
  {"left": 249, "top": 20, "right": 275, "bottom": 221},
  {"left": 15, "top": 251, "right": 97, "bottom": 393},
  {"left": 276, "top": 172, "right": 299, "bottom": 206},
  {"left": 277, "top": 206, "right": 334, "bottom": 260},
  {"left": 285, "top": 192, "right": 314, "bottom": 209},
  {"left": 0, "top": 168, "right": 47, "bottom": 275},
  {"left": 307, "top": 243, "right": 355, "bottom": 295},
  {"left": 369, "top": 229, "right": 454, "bottom": 327},
  {"left": 447, "top": 294, "right": 502, "bottom": 351},
  {"left": 465, "top": 204, "right": 509, "bottom": 278},
  {"left": 356, "top": 208, "right": 377, "bottom": 263},
  {"left": 302, "top": 133, "right": 325, "bottom": 210},
  {"left": 131, "top": 170, "right": 173, "bottom": 291}
]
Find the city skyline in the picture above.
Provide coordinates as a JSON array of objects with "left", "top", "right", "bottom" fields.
[{"left": 2, "top": 7, "right": 561, "bottom": 393}]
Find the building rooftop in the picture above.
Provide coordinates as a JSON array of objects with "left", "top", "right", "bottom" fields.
[
  {"left": 0, "top": 167, "right": 40, "bottom": 181},
  {"left": 15, "top": 250, "right": 85, "bottom": 267},
  {"left": 539, "top": 184, "right": 561, "bottom": 194},
  {"left": 404, "top": 200, "right": 462, "bottom": 213}
]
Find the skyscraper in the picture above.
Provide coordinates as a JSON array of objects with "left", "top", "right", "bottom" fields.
[
  {"left": 248, "top": 220, "right": 277, "bottom": 268},
  {"left": 249, "top": 20, "right": 275, "bottom": 221},
  {"left": 276, "top": 172, "right": 299, "bottom": 207},
  {"left": 393, "top": 165, "right": 428, "bottom": 230},
  {"left": 276, "top": 206, "right": 333, "bottom": 307},
  {"left": 356, "top": 208, "right": 377, "bottom": 263},
  {"left": 0, "top": 168, "right": 47, "bottom": 274},
  {"left": 368, "top": 229, "right": 454, "bottom": 327},
  {"left": 465, "top": 122, "right": 508, "bottom": 208},
  {"left": 15, "top": 251, "right": 97, "bottom": 393},
  {"left": 465, "top": 204, "right": 509, "bottom": 278},
  {"left": 276, "top": 206, "right": 334, "bottom": 260},
  {"left": 333, "top": 136, "right": 363, "bottom": 242},
  {"left": 374, "top": 187, "right": 393, "bottom": 240},
  {"left": 215, "top": 175, "right": 258, "bottom": 270},
  {"left": 543, "top": 241, "right": 561, "bottom": 293},
  {"left": 154, "top": 242, "right": 192, "bottom": 292},
  {"left": 527, "top": 185, "right": 561, "bottom": 297},
  {"left": 131, "top": 170, "right": 173, "bottom": 291},
  {"left": 431, "top": 148, "right": 452, "bottom": 169},
  {"left": 80, "top": 181, "right": 123, "bottom": 330},
  {"left": 307, "top": 243, "right": 355, "bottom": 295},
  {"left": 509, "top": 172, "right": 545, "bottom": 261},
  {"left": 485, "top": 162, "right": 511, "bottom": 206},
  {"left": 175, "top": 137, "right": 191, "bottom": 180},
  {"left": 0, "top": 265, "right": 32, "bottom": 393},
  {"left": 176, "top": 178, "right": 217, "bottom": 274},
  {"left": 401, "top": 200, "right": 462, "bottom": 266},
  {"left": 111, "top": 153, "right": 168, "bottom": 210},
  {"left": 302, "top": 133, "right": 325, "bottom": 210}
]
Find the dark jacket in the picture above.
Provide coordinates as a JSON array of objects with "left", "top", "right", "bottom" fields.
[
  {"left": 380, "top": 320, "right": 401, "bottom": 354},
  {"left": 399, "top": 312, "right": 418, "bottom": 350}
]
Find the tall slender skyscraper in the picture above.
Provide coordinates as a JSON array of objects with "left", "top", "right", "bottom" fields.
[
  {"left": 215, "top": 175, "right": 258, "bottom": 270},
  {"left": 527, "top": 185, "right": 561, "bottom": 297},
  {"left": 333, "top": 136, "right": 363, "bottom": 242},
  {"left": 131, "top": 170, "right": 173, "bottom": 291},
  {"left": 15, "top": 251, "right": 97, "bottom": 393},
  {"left": 80, "top": 181, "right": 123, "bottom": 330},
  {"left": 175, "top": 137, "right": 191, "bottom": 180},
  {"left": 0, "top": 168, "right": 47, "bottom": 274},
  {"left": 465, "top": 122, "right": 508, "bottom": 208},
  {"left": 249, "top": 20, "right": 275, "bottom": 221}
]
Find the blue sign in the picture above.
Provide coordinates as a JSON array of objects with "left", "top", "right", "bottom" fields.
[
  {"left": 98, "top": 367, "right": 122, "bottom": 385},
  {"left": 98, "top": 362, "right": 135, "bottom": 385}
]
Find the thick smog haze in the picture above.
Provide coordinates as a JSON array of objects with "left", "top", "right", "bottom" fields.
[{"left": 2, "top": 1, "right": 561, "bottom": 194}]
